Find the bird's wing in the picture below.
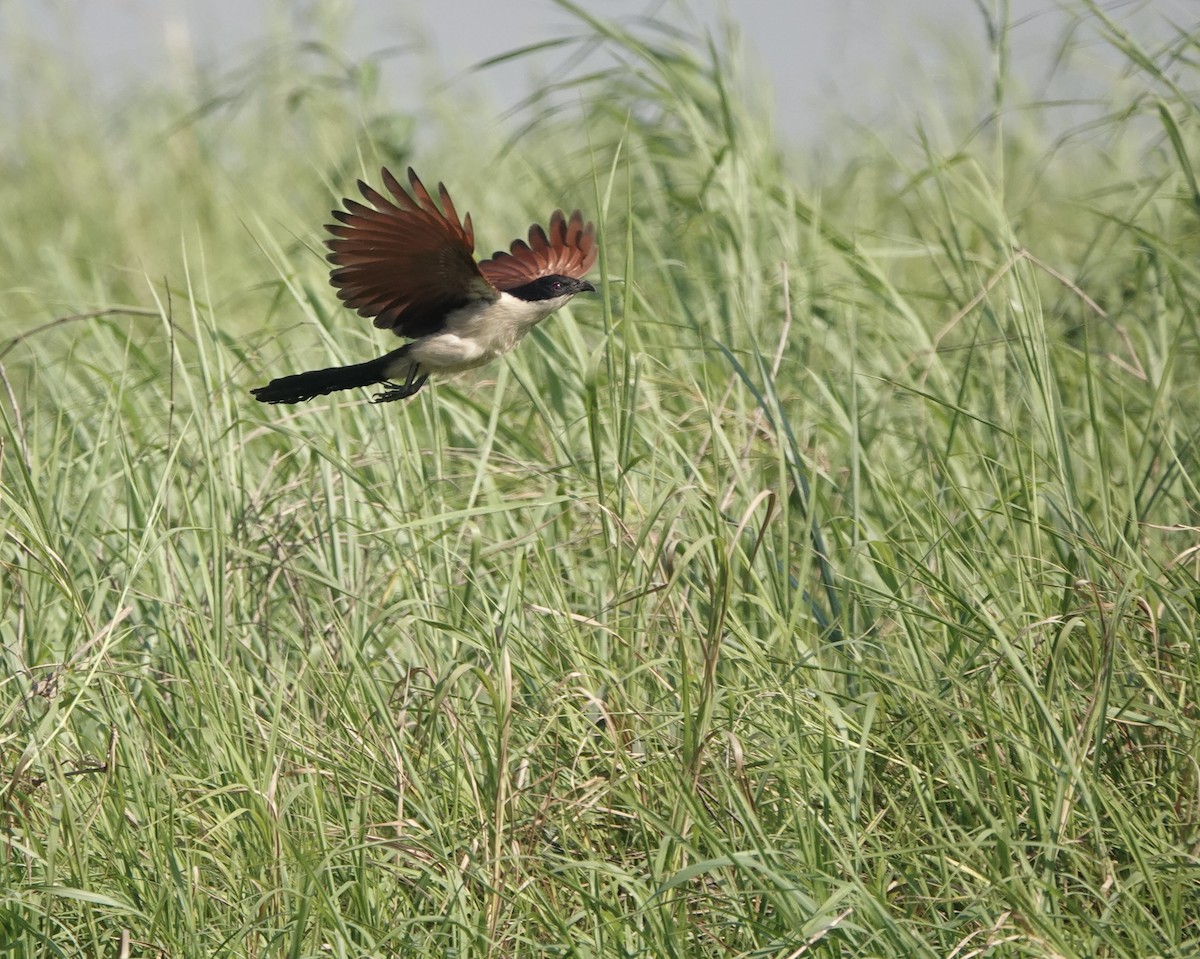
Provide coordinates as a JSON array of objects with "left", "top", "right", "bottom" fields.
[
  {"left": 325, "top": 167, "right": 498, "bottom": 338},
  {"left": 478, "top": 210, "right": 598, "bottom": 292}
]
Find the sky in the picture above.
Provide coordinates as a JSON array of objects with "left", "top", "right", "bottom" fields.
[{"left": 8, "top": 0, "right": 1196, "bottom": 145}]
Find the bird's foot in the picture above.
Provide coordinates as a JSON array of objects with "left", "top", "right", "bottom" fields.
[
  {"left": 371, "top": 373, "right": 429, "bottom": 404},
  {"left": 372, "top": 387, "right": 414, "bottom": 403}
]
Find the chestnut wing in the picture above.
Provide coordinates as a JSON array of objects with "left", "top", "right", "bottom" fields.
[{"left": 325, "top": 167, "right": 498, "bottom": 338}]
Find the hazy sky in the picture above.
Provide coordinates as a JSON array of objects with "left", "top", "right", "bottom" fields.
[{"left": 9, "top": 0, "right": 1196, "bottom": 144}]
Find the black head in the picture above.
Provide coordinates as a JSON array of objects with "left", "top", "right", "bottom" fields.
[{"left": 505, "top": 274, "right": 596, "bottom": 302}]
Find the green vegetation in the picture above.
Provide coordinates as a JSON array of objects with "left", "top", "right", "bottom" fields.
[{"left": 2, "top": 2, "right": 1198, "bottom": 955}]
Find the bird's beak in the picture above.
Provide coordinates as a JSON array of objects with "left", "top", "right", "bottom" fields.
[{"left": 579, "top": 280, "right": 596, "bottom": 294}]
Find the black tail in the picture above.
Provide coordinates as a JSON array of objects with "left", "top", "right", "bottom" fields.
[{"left": 251, "top": 351, "right": 400, "bottom": 405}]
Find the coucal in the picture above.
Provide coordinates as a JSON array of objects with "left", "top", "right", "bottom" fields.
[{"left": 252, "top": 167, "right": 598, "bottom": 405}]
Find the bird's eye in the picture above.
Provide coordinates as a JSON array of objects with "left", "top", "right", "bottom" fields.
[{"left": 553, "top": 281, "right": 565, "bottom": 292}]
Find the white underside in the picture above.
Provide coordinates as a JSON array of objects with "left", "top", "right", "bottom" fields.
[{"left": 386, "top": 291, "right": 573, "bottom": 376}]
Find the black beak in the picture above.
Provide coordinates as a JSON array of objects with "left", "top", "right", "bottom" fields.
[{"left": 579, "top": 280, "right": 596, "bottom": 294}]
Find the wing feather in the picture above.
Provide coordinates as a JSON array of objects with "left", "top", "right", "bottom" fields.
[
  {"left": 478, "top": 209, "right": 597, "bottom": 292},
  {"left": 325, "top": 167, "right": 496, "bottom": 338}
]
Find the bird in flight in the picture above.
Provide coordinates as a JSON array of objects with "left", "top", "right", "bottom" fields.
[{"left": 252, "top": 167, "right": 598, "bottom": 405}]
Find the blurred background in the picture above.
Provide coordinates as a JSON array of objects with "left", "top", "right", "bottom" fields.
[{"left": 10, "top": 0, "right": 1195, "bottom": 146}]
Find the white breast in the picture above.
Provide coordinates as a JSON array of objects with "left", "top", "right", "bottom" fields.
[{"left": 406, "top": 291, "right": 573, "bottom": 373}]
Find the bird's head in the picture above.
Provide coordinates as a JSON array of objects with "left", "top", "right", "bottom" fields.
[{"left": 507, "top": 274, "right": 596, "bottom": 303}]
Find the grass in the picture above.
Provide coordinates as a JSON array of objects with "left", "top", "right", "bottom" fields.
[{"left": 2, "top": 1, "right": 1199, "bottom": 956}]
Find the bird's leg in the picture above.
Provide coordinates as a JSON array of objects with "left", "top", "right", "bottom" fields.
[{"left": 372, "top": 367, "right": 429, "bottom": 404}]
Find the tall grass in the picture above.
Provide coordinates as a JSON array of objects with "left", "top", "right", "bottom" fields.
[{"left": 2, "top": 2, "right": 1198, "bottom": 956}]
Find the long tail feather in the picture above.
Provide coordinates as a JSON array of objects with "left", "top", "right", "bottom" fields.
[{"left": 251, "top": 346, "right": 412, "bottom": 405}]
